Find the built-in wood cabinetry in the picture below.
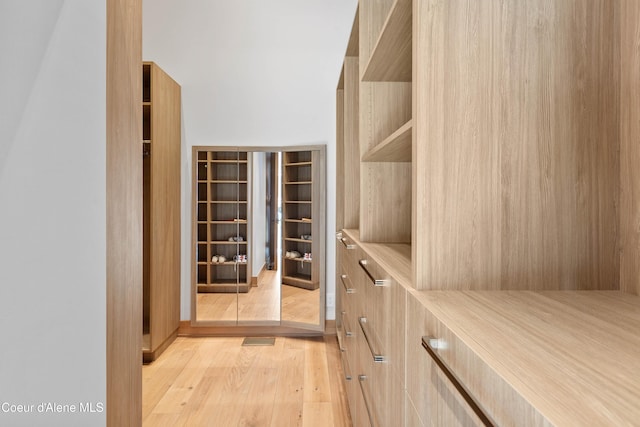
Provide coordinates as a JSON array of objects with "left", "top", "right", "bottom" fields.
[
  {"left": 142, "top": 62, "right": 181, "bottom": 363},
  {"left": 337, "top": 229, "right": 409, "bottom": 427},
  {"left": 336, "top": 0, "right": 640, "bottom": 425},
  {"left": 192, "top": 148, "right": 252, "bottom": 293},
  {"left": 406, "top": 291, "right": 640, "bottom": 426}
]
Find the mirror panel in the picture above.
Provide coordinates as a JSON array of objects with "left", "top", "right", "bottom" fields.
[{"left": 192, "top": 146, "right": 325, "bottom": 331}]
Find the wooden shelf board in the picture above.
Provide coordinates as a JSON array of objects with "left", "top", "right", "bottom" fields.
[
  {"left": 284, "top": 200, "right": 312, "bottom": 204},
  {"left": 284, "top": 257, "right": 313, "bottom": 263},
  {"left": 209, "top": 261, "right": 248, "bottom": 266},
  {"left": 143, "top": 101, "right": 151, "bottom": 106},
  {"left": 211, "top": 180, "right": 248, "bottom": 184},
  {"left": 284, "top": 219, "right": 313, "bottom": 223},
  {"left": 284, "top": 181, "right": 312, "bottom": 185},
  {"left": 285, "top": 238, "right": 312, "bottom": 243},
  {"left": 210, "top": 241, "right": 248, "bottom": 245},
  {"left": 209, "top": 160, "right": 248, "bottom": 164},
  {"left": 210, "top": 200, "right": 248, "bottom": 204},
  {"left": 285, "top": 161, "right": 312, "bottom": 167},
  {"left": 362, "top": 119, "right": 412, "bottom": 162},
  {"left": 209, "top": 220, "right": 247, "bottom": 224},
  {"left": 362, "top": 0, "right": 412, "bottom": 82}
]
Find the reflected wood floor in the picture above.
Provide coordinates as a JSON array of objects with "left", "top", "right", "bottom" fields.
[
  {"left": 143, "top": 336, "right": 352, "bottom": 427},
  {"left": 197, "top": 270, "right": 320, "bottom": 324}
]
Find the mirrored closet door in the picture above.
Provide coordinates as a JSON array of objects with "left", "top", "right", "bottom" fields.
[
  {"left": 192, "top": 146, "right": 325, "bottom": 331},
  {"left": 193, "top": 148, "right": 252, "bottom": 325}
]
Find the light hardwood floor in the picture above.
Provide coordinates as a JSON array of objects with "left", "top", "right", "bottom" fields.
[
  {"left": 143, "top": 335, "right": 351, "bottom": 427},
  {"left": 197, "top": 270, "right": 320, "bottom": 325}
]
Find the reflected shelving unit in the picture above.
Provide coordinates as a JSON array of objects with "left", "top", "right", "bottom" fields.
[
  {"left": 193, "top": 149, "right": 252, "bottom": 294},
  {"left": 282, "top": 151, "right": 320, "bottom": 290}
]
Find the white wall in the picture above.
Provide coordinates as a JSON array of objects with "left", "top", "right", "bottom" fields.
[
  {"left": 252, "top": 152, "right": 267, "bottom": 275},
  {"left": 143, "top": 0, "right": 358, "bottom": 321},
  {"left": 0, "top": 1, "right": 106, "bottom": 426}
]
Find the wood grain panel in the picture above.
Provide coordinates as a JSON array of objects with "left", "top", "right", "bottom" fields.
[
  {"left": 148, "top": 63, "right": 181, "bottom": 353},
  {"left": 359, "top": 0, "right": 394, "bottom": 69},
  {"left": 413, "top": 0, "right": 619, "bottom": 290},
  {"left": 312, "top": 149, "right": 326, "bottom": 312},
  {"left": 359, "top": 0, "right": 412, "bottom": 244},
  {"left": 106, "top": 0, "right": 142, "bottom": 425},
  {"left": 360, "top": 162, "right": 412, "bottom": 243},
  {"left": 343, "top": 57, "right": 360, "bottom": 229},
  {"left": 410, "top": 290, "right": 640, "bottom": 426},
  {"left": 361, "top": 119, "right": 411, "bottom": 162},
  {"left": 346, "top": 7, "right": 359, "bottom": 57},
  {"left": 336, "top": 88, "right": 345, "bottom": 231},
  {"left": 620, "top": 0, "right": 640, "bottom": 296},
  {"left": 362, "top": 0, "right": 412, "bottom": 82}
]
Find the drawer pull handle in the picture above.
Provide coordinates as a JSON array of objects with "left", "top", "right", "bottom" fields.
[
  {"left": 358, "top": 375, "right": 376, "bottom": 427},
  {"left": 341, "top": 311, "right": 354, "bottom": 337},
  {"left": 337, "top": 328, "right": 346, "bottom": 352},
  {"left": 340, "top": 274, "right": 355, "bottom": 293},
  {"left": 358, "top": 259, "right": 389, "bottom": 286},
  {"left": 422, "top": 336, "right": 495, "bottom": 427},
  {"left": 359, "top": 317, "right": 385, "bottom": 362},
  {"left": 340, "top": 237, "right": 355, "bottom": 249},
  {"left": 343, "top": 351, "right": 353, "bottom": 382}
]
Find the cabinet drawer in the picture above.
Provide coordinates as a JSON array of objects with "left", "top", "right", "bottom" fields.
[
  {"left": 340, "top": 343, "right": 359, "bottom": 426},
  {"left": 354, "top": 252, "right": 406, "bottom": 382},
  {"left": 407, "top": 294, "right": 489, "bottom": 426},
  {"left": 338, "top": 270, "right": 357, "bottom": 316},
  {"left": 355, "top": 313, "right": 405, "bottom": 427},
  {"left": 405, "top": 392, "right": 427, "bottom": 427}
]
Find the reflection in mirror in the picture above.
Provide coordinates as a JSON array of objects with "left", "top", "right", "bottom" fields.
[
  {"left": 280, "top": 150, "right": 321, "bottom": 326},
  {"left": 193, "top": 146, "right": 324, "bottom": 330}
]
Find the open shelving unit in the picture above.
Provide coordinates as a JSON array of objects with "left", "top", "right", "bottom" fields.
[
  {"left": 282, "top": 151, "right": 320, "bottom": 290},
  {"left": 362, "top": 118, "right": 412, "bottom": 162},
  {"left": 361, "top": 0, "right": 412, "bottom": 82},
  {"left": 193, "top": 149, "right": 252, "bottom": 294},
  {"left": 357, "top": 0, "right": 412, "bottom": 247}
]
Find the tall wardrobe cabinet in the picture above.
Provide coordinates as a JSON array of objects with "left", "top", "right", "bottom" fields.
[{"left": 142, "top": 62, "right": 181, "bottom": 363}]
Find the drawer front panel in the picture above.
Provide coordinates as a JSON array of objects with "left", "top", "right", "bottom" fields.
[
  {"left": 355, "top": 251, "right": 406, "bottom": 382},
  {"left": 407, "top": 294, "right": 486, "bottom": 426},
  {"left": 407, "top": 293, "right": 550, "bottom": 426}
]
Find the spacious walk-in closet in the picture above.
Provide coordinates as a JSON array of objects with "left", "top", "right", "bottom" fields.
[{"left": 3, "top": 0, "right": 640, "bottom": 426}]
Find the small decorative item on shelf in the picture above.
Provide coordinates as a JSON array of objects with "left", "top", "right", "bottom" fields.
[
  {"left": 211, "top": 255, "right": 227, "bottom": 263},
  {"left": 233, "top": 254, "right": 247, "bottom": 263},
  {"left": 285, "top": 251, "right": 301, "bottom": 259},
  {"left": 228, "top": 236, "right": 245, "bottom": 242},
  {"left": 303, "top": 253, "right": 312, "bottom": 261},
  {"left": 300, "top": 234, "right": 312, "bottom": 240}
]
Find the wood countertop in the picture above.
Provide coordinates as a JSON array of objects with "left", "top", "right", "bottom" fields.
[{"left": 410, "top": 290, "right": 640, "bottom": 426}]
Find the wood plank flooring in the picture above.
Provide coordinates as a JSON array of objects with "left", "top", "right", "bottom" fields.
[
  {"left": 196, "top": 270, "right": 320, "bottom": 325},
  {"left": 143, "top": 335, "right": 352, "bottom": 426}
]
